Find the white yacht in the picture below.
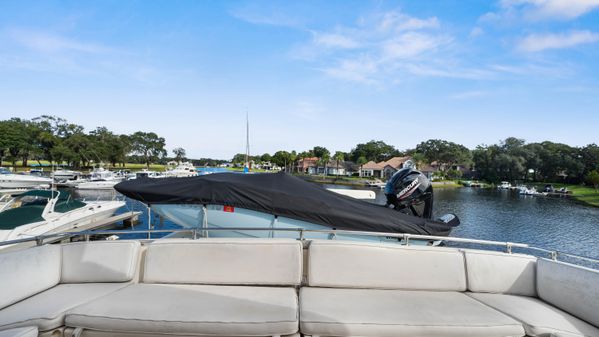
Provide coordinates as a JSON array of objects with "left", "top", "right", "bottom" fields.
[
  {"left": 164, "top": 162, "right": 197, "bottom": 177},
  {"left": 0, "top": 168, "right": 52, "bottom": 189},
  {"left": 132, "top": 169, "right": 165, "bottom": 179},
  {"left": 51, "top": 170, "right": 82, "bottom": 182},
  {"left": 498, "top": 181, "right": 512, "bottom": 189},
  {"left": 0, "top": 189, "right": 125, "bottom": 245},
  {"left": 76, "top": 168, "right": 123, "bottom": 190}
]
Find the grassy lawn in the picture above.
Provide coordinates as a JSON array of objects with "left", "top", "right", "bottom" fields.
[
  {"left": 1, "top": 162, "right": 167, "bottom": 172},
  {"left": 532, "top": 183, "right": 599, "bottom": 207},
  {"left": 432, "top": 180, "right": 462, "bottom": 188}
]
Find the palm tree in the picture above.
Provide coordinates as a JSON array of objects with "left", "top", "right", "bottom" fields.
[
  {"left": 333, "top": 151, "right": 345, "bottom": 178},
  {"left": 357, "top": 156, "right": 367, "bottom": 178}
]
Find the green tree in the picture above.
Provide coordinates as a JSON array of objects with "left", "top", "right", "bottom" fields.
[
  {"left": 357, "top": 156, "right": 367, "bottom": 177},
  {"left": 350, "top": 140, "right": 399, "bottom": 163},
  {"left": 260, "top": 153, "right": 272, "bottom": 162},
  {"left": 333, "top": 151, "right": 345, "bottom": 177},
  {"left": 130, "top": 131, "right": 167, "bottom": 169},
  {"left": 172, "top": 147, "right": 187, "bottom": 162},
  {"left": 415, "top": 139, "right": 471, "bottom": 171},
  {"left": 586, "top": 170, "right": 599, "bottom": 190},
  {"left": 272, "top": 150, "right": 291, "bottom": 171}
]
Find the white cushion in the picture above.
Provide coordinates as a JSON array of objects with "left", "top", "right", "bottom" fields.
[
  {"left": 61, "top": 241, "right": 141, "bottom": 283},
  {"left": 463, "top": 250, "right": 537, "bottom": 296},
  {"left": 468, "top": 292, "right": 599, "bottom": 337},
  {"left": 0, "top": 245, "right": 61, "bottom": 309},
  {"left": 537, "top": 258, "right": 599, "bottom": 328},
  {"left": 66, "top": 283, "right": 299, "bottom": 336},
  {"left": 300, "top": 287, "right": 525, "bottom": 337},
  {"left": 0, "top": 283, "right": 129, "bottom": 331},
  {"left": 0, "top": 327, "right": 37, "bottom": 337},
  {"left": 143, "top": 239, "right": 302, "bottom": 285},
  {"left": 308, "top": 240, "right": 467, "bottom": 291}
]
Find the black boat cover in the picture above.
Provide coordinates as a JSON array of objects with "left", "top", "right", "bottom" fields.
[{"left": 115, "top": 172, "right": 454, "bottom": 236}]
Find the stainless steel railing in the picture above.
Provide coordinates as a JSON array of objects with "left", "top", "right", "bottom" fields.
[{"left": 1, "top": 227, "right": 598, "bottom": 265}]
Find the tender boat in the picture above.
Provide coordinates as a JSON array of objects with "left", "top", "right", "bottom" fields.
[
  {"left": 0, "top": 168, "right": 52, "bottom": 189},
  {"left": 0, "top": 227, "right": 597, "bottom": 337},
  {"left": 51, "top": 169, "right": 82, "bottom": 182},
  {"left": 0, "top": 189, "right": 125, "bottom": 245},
  {"left": 164, "top": 162, "right": 197, "bottom": 177},
  {"left": 115, "top": 170, "right": 459, "bottom": 242},
  {"left": 76, "top": 168, "right": 123, "bottom": 190}
]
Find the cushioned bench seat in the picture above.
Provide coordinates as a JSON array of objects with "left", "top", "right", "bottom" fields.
[
  {"left": 0, "top": 327, "right": 37, "bottom": 337},
  {"left": 301, "top": 287, "right": 525, "bottom": 337},
  {"left": 0, "top": 283, "right": 129, "bottom": 331},
  {"left": 468, "top": 293, "right": 599, "bottom": 337},
  {"left": 66, "top": 239, "right": 304, "bottom": 337},
  {"left": 67, "top": 283, "right": 299, "bottom": 336},
  {"left": 0, "top": 240, "right": 141, "bottom": 334}
]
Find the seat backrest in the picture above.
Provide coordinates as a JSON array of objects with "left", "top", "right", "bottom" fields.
[
  {"left": 537, "top": 258, "right": 599, "bottom": 327},
  {"left": 61, "top": 241, "right": 141, "bottom": 283},
  {"left": 307, "top": 240, "right": 467, "bottom": 291},
  {"left": 143, "top": 238, "right": 302, "bottom": 286},
  {"left": 463, "top": 250, "right": 537, "bottom": 296},
  {"left": 0, "top": 244, "right": 61, "bottom": 309}
]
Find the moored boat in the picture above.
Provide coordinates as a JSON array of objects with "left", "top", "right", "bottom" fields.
[
  {"left": 115, "top": 170, "right": 459, "bottom": 242},
  {"left": 0, "top": 168, "right": 52, "bottom": 189},
  {"left": 0, "top": 189, "right": 125, "bottom": 245}
]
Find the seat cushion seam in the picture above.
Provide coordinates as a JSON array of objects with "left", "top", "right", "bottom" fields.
[
  {"left": 301, "top": 321, "right": 521, "bottom": 327},
  {"left": 67, "top": 313, "right": 297, "bottom": 324}
]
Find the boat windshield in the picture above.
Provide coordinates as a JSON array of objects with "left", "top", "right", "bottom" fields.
[{"left": 0, "top": 194, "right": 50, "bottom": 229}]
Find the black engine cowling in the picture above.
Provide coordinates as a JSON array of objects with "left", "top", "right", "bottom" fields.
[{"left": 384, "top": 168, "right": 433, "bottom": 219}]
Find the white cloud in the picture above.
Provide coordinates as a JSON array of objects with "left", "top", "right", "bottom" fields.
[
  {"left": 470, "top": 27, "right": 484, "bottom": 38},
  {"left": 483, "top": 0, "right": 599, "bottom": 22},
  {"left": 378, "top": 11, "right": 440, "bottom": 32},
  {"left": 321, "top": 57, "right": 379, "bottom": 84},
  {"left": 503, "top": 0, "right": 599, "bottom": 20},
  {"left": 381, "top": 32, "right": 446, "bottom": 59},
  {"left": 517, "top": 30, "right": 599, "bottom": 52},
  {"left": 295, "top": 10, "right": 454, "bottom": 84},
  {"left": 312, "top": 32, "right": 360, "bottom": 49},
  {"left": 449, "top": 90, "right": 488, "bottom": 99},
  {"left": 8, "top": 29, "right": 113, "bottom": 54}
]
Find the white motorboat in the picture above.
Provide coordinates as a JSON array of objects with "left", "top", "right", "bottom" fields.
[
  {"left": 498, "top": 181, "right": 512, "bottom": 189},
  {"left": 165, "top": 162, "right": 197, "bottom": 177},
  {"left": 132, "top": 169, "right": 165, "bottom": 179},
  {"left": 52, "top": 169, "right": 82, "bottom": 182},
  {"left": 0, "top": 167, "right": 52, "bottom": 189},
  {"left": 76, "top": 167, "right": 123, "bottom": 190},
  {"left": 0, "top": 189, "right": 125, "bottom": 245},
  {"left": 116, "top": 170, "right": 460, "bottom": 243}
]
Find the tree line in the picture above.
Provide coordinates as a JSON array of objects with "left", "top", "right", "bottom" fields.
[
  {"left": 235, "top": 138, "right": 599, "bottom": 186},
  {"left": 1, "top": 116, "right": 597, "bottom": 186},
  {"left": 0, "top": 116, "right": 169, "bottom": 169}
]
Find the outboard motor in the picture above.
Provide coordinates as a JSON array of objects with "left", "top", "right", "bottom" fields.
[{"left": 384, "top": 168, "right": 434, "bottom": 219}]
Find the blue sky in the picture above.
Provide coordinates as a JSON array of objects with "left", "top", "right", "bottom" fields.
[{"left": 1, "top": 0, "right": 598, "bottom": 159}]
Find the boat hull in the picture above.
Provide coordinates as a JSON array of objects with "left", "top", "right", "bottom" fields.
[
  {"left": 153, "top": 204, "right": 414, "bottom": 243},
  {"left": 76, "top": 181, "right": 119, "bottom": 190},
  {"left": 0, "top": 174, "right": 52, "bottom": 189},
  {"left": 0, "top": 200, "right": 125, "bottom": 245}
]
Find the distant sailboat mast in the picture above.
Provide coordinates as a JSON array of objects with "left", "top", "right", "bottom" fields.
[{"left": 244, "top": 111, "right": 250, "bottom": 173}]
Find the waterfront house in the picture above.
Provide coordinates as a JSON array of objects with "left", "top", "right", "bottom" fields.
[
  {"left": 359, "top": 156, "right": 415, "bottom": 179},
  {"left": 296, "top": 157, "right": 319, "bottom": 174}
]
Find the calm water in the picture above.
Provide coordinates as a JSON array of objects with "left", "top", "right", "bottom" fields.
[{"left": 74, "top": 185, "right": 599, "bottom": 260}]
